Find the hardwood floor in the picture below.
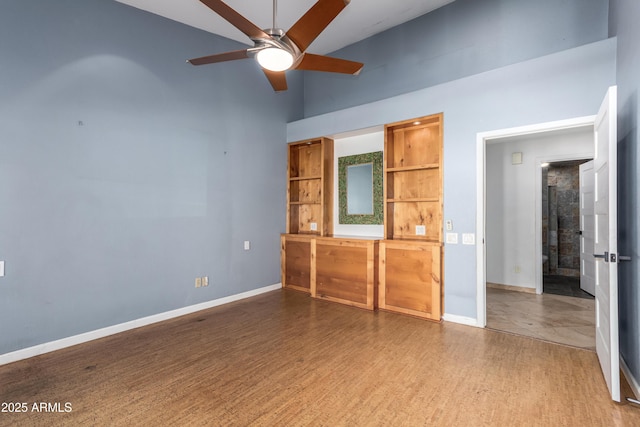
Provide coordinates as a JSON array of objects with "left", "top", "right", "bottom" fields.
[
  {"left": 486, "top": 287, "right": 596, "bottom": 350},
  {"left": 1, "top": 289, "right": 638, "bottom": 426}
]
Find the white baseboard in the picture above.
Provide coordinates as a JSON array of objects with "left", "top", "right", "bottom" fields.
[
  {"left": 0, "top": 283, "right": 282, "bottom": 366},
  {"left": 621, "top": 356, "right": 640, "bottom": 400},
  {"left": 487, "top": 282, "right": 536, "bottom": 294},
  {"left": 443, "top": 313, "right": 480, "bottom": 327}
]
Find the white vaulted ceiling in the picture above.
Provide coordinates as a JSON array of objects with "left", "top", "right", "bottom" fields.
[{"left": 115, "top": 0, "right": 455, "bottom": 54}]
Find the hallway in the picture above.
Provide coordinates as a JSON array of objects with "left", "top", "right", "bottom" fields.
[{"left": 486, "top": 287, "right": 595, "bottom": 350}]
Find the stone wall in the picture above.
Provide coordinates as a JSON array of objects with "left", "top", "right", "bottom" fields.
[{"left": 543, "top": 161, "right": 586, "bottom": 277}]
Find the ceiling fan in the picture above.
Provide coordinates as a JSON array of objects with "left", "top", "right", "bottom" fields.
[{"left": 187, "top": 0, "right": 364, "bottom": 91}]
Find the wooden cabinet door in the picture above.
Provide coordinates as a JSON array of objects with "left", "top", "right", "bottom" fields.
[{"left": 379, "top": 240, "right": 442, "bottom": 321}]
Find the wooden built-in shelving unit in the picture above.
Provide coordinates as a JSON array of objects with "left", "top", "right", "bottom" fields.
[
  {"left": 384, "top": 114, "right": 443, "bottom": 242},
  {"left": 379, "top": 113, "right": 444, "bottom": 321},
  {"left": 287, "top": 138, "right": 333, "bottom": 236},
  {"left": 282, "top": 137, "right": 333, "bottom": 294},
  {"left": 282, "top": 114, "right": 444, "bottom": 321}
]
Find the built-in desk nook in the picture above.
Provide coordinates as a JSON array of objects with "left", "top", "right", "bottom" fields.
[{"left": 282, "top": 113, "right": 444, "bottom": 321}]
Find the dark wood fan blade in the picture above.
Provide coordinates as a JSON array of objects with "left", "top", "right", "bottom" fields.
[
  {"left": 263, "top": 69, "right": 288, "bottom": 91},
  {"left": 286, "top": 0, "right": 349, "bottom": 52},
  {"left": 187, "top": 49, "right": 250, "bottom": 66},
  {"left": 295, "top": 53, "right": 363, "bottom": 75},
  {"left": 200, "top": 0, "right": 269, "bottom": 40}
]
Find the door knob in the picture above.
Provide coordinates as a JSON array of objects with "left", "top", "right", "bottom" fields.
[{"left": 594, "top": 252, "right": 631, "bottom": 263}]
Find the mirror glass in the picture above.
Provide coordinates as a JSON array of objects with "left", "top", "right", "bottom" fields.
[
  {"left": 347, "top": 163, "right": 374, "bottom": 214},
  {"left": 338, "top": 151, "right": 383, "bottom": 225}
]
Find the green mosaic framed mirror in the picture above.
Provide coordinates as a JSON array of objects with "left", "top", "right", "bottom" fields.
[{"left": 338, "top": 151, "right": 383, "bottom": 225}]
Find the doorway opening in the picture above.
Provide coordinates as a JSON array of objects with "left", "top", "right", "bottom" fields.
[
  {"left": 476, "top": 116, "right": 597, "bottom": 349},
  {"left": 542, "top": 159, "right": 595, "bottom": 300},
  {"left": 477, "top": 88, "right": 621, "bottom": 402}
]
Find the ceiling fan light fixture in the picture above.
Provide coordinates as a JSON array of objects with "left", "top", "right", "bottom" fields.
[
  {"left": 187, "top": 0, "right": 363, "bottom": 91},
  {"left": 256, "top": 47, "right": 294, "bottom": 72}
]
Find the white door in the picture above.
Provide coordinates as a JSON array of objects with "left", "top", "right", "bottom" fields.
[
  {"left": 593, "top": 86, "right": 619, "bottom": 402},
  {"left": 579, "top": 160, "right": 595, "bottom": 296}
]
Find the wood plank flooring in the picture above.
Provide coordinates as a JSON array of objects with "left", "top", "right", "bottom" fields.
[
  {"left": 1, "top": 289, "right": 638, "bottom": 426},
  {"left": 486, "top": 287, "right": 595, "bottom": 350}
]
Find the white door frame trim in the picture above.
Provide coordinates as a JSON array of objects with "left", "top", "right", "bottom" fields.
[{"left": 475, "top": 115, "right": 597, "bottom": 327}]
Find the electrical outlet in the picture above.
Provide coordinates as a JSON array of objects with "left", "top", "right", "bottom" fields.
[
  {"left": 515, "top": 266, "right": 521, "bottom": 274},
  {"left": 446, "top": 220, "right": 453, "bottom": 231},
  {"left": 415, "top": 225, "right": 426, "bottom": 236},
  {"left": 203, "top": 276, "right": 209, "bottom": 287},
  {"left": 462, "top": 233, "right": 475, "bottom": 245},
  {"left": 244, "top": 241, "right": 251, "bottom": 251},
  {"left": 0, "top": 261, "right": 4, "bottom": 277},
  {"left": 310, "top": 222, "right": 318, "bottom": 231},
  {"left": 195, "top": 277, "right": 202, "bottom": 288}
]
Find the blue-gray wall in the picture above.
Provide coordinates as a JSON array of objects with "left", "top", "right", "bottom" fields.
[
  {"left": 289, "top": 38, "right": 616, "bottom": 321},
  {"left": 303, "top": 0, "right": 609, "bottom": 117},
  {"left": 610, "top": 0, "right": 640, "bottom": 390},
  {"left": 290, "top": 0, "right": 614, "bottom": 320},
  {"left": 0, "top": 0, "right": 303, "bottom": 354}
]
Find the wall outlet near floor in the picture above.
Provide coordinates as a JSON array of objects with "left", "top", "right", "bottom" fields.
[
  {"left": 415, "top": 225, "right": 426, "bottom": 236},
  {"left": 195, "top": 276, "right": 209, "bottom": 288}
]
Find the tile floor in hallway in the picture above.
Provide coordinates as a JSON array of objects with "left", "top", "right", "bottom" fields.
[
  {"left": 486, "top": 287, "right": 595, "bottom": 350},
  {"left": 543, "top": 274, "right": 594, "bottom": 299}
]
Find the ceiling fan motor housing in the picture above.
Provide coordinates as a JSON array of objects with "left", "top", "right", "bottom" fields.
[{"left": 253, "top": 29, "right": 303, "bottom": 65}]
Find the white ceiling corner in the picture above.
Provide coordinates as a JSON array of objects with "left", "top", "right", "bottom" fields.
[{"left": 114, "top": 0, "right": 455, "bottom": 55}]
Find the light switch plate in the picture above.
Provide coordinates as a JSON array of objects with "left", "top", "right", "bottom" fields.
[
  {"left": 0, "top": 261, "right": 4, "bottom": 277},
  {"left": 446, "top": 220, "right": 453, "bottom": 231},
  {"left": 446, "top": 233, "right": 458, "bottom": 244},
  {"left": 244, "top": 241, "right": 251, "bottom": 250},
  {"left": 415, "top": 225, "right": 426, "bottom": 236},
  {"left": 462, "top": 233, "right": 476, "bottom": 245}
]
